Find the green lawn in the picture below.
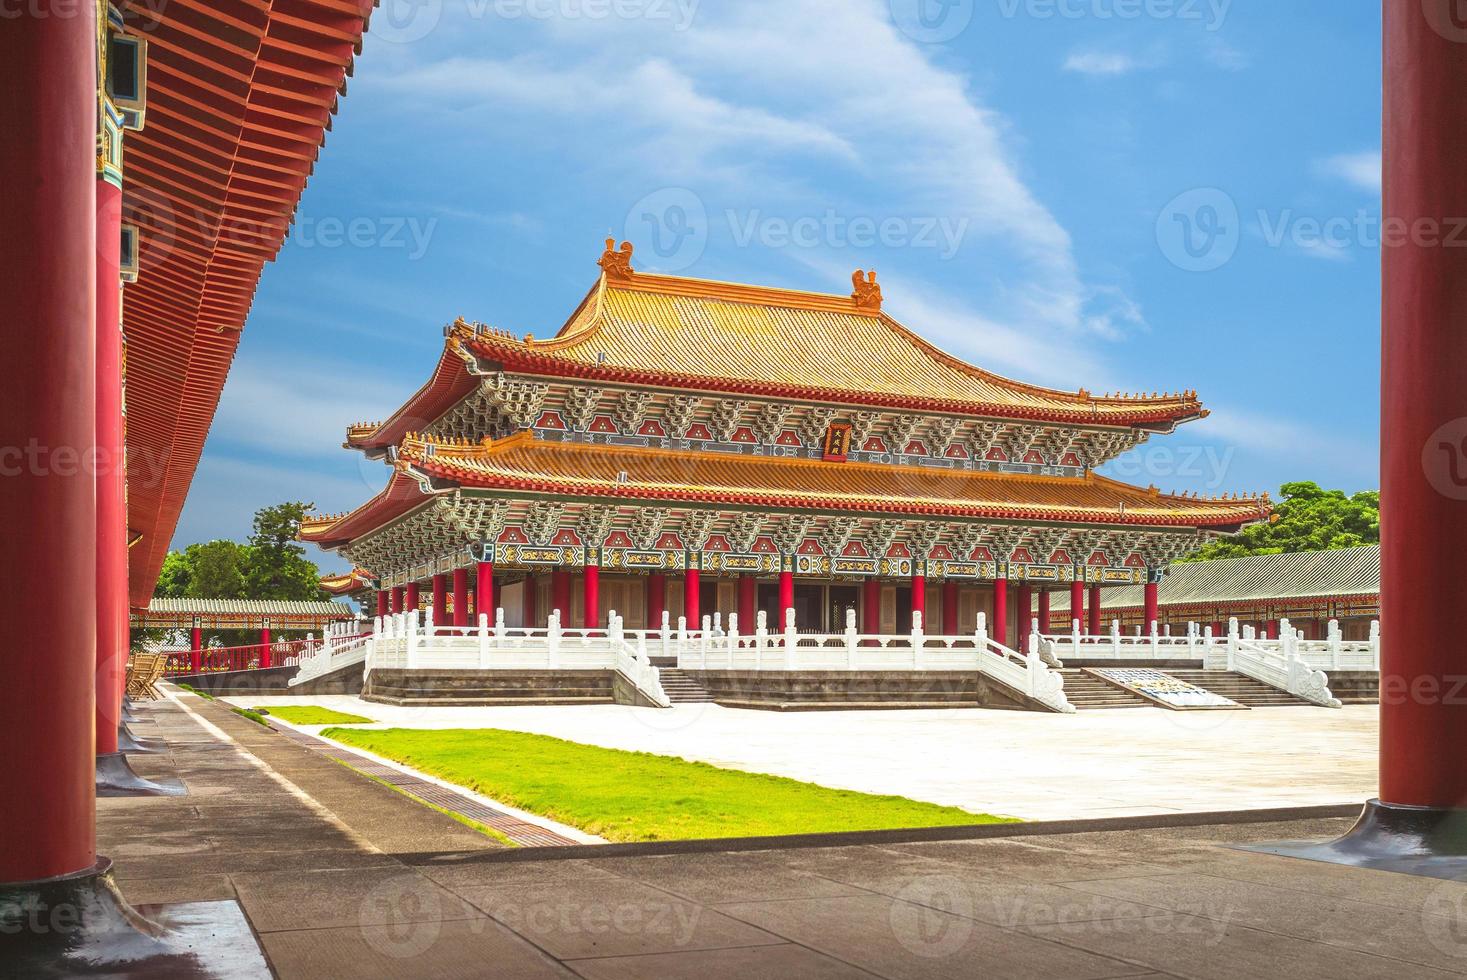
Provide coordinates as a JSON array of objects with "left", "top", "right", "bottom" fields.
[
  {"left": 258, "top": 705, "right": 373, "bottom": 726},
  {"left": 321, "top": 727, "right": 1016, "bottom": 842}
]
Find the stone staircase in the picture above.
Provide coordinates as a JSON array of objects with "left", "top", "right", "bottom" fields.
[
  {"left": 1165, "top": 670, "right": 1310, "bottom": 707},
  {"left": 657, "top": 668, "right": 715, "bottom": 704},
  {"left": 1056, "top": 670, "right": 1151, "bottom": 709}
]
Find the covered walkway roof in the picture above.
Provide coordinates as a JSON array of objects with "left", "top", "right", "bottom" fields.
[{"left": 131, "top": 598, "right": 357, "bottom": 630}]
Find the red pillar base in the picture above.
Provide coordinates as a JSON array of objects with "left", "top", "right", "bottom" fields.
[
  {"left": 0, "top": 858, "right": 268, "bottom": 973},
  {"left": 95, "top": 753, "right": 185, "bottom": 798},
  {"left": 116, "top": 722, "right": 164, "bottom": 755},
  {"left": 1240, "top": 800, "right": 1467, "bottom": 878}
]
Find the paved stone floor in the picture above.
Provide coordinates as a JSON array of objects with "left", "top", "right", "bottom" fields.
[
  {"left": 103, "top": 695, "right": 1461, "bottom": 979},
  {"left": 237, "top": 695, "right": 1379, "bottom": 820}
]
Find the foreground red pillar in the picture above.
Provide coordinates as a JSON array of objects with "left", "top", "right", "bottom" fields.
[
  {"left": 191, "top": 628, "right": 203, "bottom": 674},
  {"left": 777, "top": 569, "right": 794, "bottom": 629},
  {"left": 476, "top": 560, "right": 494, "bottom": 622},
  {"left": 453, "top": 567, "right": 469, "bottom": 628},
  {"left": 551, "top": 569, "right": 572, "bottom": 623},
  {"left": 1070, "top": 579, "right": 1085, "bottom": 634},
  {"left": 941, "top": 580, "right": 958, "bottom": 636},
  {"left": 863, "top": 577, "right": 881, "bottom": 635},
  {"left": 684, "top": 568, "right": 701, "bottom": 627},
  {"left": 1088, "top": 584, "right": 1103, "bottom": 635},
  {"left": 1038, "top": 590, "right": 1051, "bottom": 634},
  {"left": 1016, "top": 584, "right": 1032, "bottom": 646},
  {"left": 390, "top": 586, "right": 404, "bottom": 614},
  {"left": 992, "top": 577, "right": 1008, "bottom": 647},
  {"left": 584, "top": 562, "right": 600, "bottom": 630},
  {"left": 405, "top": 582, "right": 420, "bottom": 612},
  {"left": 1143, "top": 580, "right": 1160, "bottom": 634},
  {"left": 259, "top": 628, "right": 272, "bottom": 669},
  {"left": 910, "top": 572, "right": 926, "bottom": 629},
  {"left": 376, "top": 590, "right": 389, "bottom": 619},
  {"left": 647, "top": 572, "right": 666, "bottom": 630},
  {"left": 0, "top": 0, "right": 98, "bottom": 883},
  {"left": 95, "top": 179, "right": 124, "bottom": 757}
]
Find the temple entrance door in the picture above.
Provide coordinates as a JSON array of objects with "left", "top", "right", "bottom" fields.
[
  {"left": 828, "top": 586, "right": 858, "bottom": 633},
  {"left": 757, "top": 583, "right": 779, "bottom": 627},
  {"left": 699, "top": 580, "right": 719, "bottom": 627},
  {"left": 895, "top": 586, "right": 913, "bottom": 633},
  {"left": 793, "top": 584, "right": 823, "bottom": 632}
]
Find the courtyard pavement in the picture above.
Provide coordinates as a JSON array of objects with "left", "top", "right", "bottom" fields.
[
  {"left": 104, "top": 694, "right": 1457, "bottom": 979},
  {"left": 236, "top": 696, "right": 1378, "bottom": 820}
]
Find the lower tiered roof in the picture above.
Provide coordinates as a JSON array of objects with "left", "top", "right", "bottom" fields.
[{"left": 301, "top": 433, "right": 1270, "bottom": 548}]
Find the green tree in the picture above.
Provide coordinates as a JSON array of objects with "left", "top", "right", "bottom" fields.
[
  {"left": 244, "top": 501, "right": 328, "bottom": 601},
  {"left": 1181, "top": 481, "right": 1379, "bottom": 562},
  {"left": 143, "top": 501, "right": 331, "bottom": 649}
]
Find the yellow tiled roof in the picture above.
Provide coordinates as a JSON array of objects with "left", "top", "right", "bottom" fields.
[
  {"left": 397, "top": 432, "right": 1268, "bottom": 530},
  {"left": 459, "top": 250, "right": 1205, "bottom": 425}
]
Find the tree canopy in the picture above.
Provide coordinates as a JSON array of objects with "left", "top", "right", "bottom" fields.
[
  {"left": 146, "top": 502, "right": 330, "bottom": 649},
  {"left": 1181, "top": 481, "right": 1379, "bottom": 562}
]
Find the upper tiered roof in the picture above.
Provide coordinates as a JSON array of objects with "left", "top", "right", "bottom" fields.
[{"left": 346, "top": 241, "right": 1207, "bottom": 452}]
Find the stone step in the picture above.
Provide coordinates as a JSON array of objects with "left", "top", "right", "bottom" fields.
[{"left": 1164, "top": 671, "right": 1311, "bottom": 707}]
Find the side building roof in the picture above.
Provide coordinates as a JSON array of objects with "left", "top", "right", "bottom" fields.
[{"left": 1051, "top": 545, "right": 1381, "bottom": 611}]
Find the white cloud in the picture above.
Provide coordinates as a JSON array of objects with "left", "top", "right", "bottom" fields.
[
  {"left": 209, "top": 357, "right": 414, "bottom": 459},
  {"left": 1315, "top": 151, "right": 1382, "bottom": 195},
  {"left": 1063, "top": 52, "right": 1139, "bottom": 76},
  {"left": 1191, "top": 404, "right": 1375, "bottom": 479},
  {"left": 370, "top": 0, "right": 1136, "bottom": 344}
]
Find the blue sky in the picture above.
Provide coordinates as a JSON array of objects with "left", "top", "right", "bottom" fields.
[{"left": 176, "top": 0, "right": 1382, "bottom": 572}]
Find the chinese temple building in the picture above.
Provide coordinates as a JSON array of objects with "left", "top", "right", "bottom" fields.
[{"left": 303, "top": 241, "right": 1270, "bottom": 648}]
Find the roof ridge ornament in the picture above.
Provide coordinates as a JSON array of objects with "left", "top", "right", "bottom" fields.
[
  {"left": 851, "top": 268, "right": 882, "bottom": 313},
  {"left": 599, "top": 238, "right": 635, "bottom": 280}
]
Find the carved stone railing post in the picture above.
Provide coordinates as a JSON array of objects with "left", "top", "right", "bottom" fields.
[
  {"left": 1227, "top": 617, "right": 1240, "bottom": 671},
  {"left": 728, "top": 613, "right": 740, "bottom": 670},
  {"left": 845, "top": 609, "right": 858, "bottom": 668},
  {"left": 911, "top": 610, "right": 924, "bottom": 669},
  {"left": 661, "top": 611, "right": 671, "bottom": 662},
  {"left": 405, "top": 609, "right": 420, "bottom": 670},
  {"left": 755, "top": 610, "right": 767, "bottom": 670},
  {"left": 976, "top": 611, "right": 989, "bottom": 652},
  {"left": 783, "top": 607, "right": 797, "bottom": 670},
  {"left": 547, "top": 611, "right": 562, "bottom": 669},
  {"left": 1369, "top": 619, "right": 1382, "bottom": 670},
  {"left": 478, "top": 612, "right": 490, "bottom": 668}
]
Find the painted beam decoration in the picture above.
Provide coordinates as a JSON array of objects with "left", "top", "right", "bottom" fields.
[{"left": 302, "top": 242, "right": 1271, "bottom": 598}]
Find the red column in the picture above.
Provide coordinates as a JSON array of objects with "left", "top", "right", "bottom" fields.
[
  {"left": 738, "top": 574, "right": 757, "bottom": 631},
  {"left": 259, "top": 628, "right": 272, "bottom": 669},
  {"left": 1265, "top": 619, "right": 1279, "bottom": 640},
  {"left": 941, "top": 580, "right": 959, "bottom": 636},
  {"left": 551, "top": 569, "right": 572, "bottom": 623},
  {"left": 0, "top": 0, "right": 99, "bottom": 883},
  {"left": 453, "top": 567, "right": 469, "bottom": 628},
  {"left": 1038, "top": 590, "right": 1051, "bottom": 634},
  {"left": 993, "top": 577, "right": 1008, "bottom": 647},
  {"left": 95, "top": 178, "right": 124, "bottom": 758},
  {"left": 476, "top": 560, "right": 494, "bottom": 623},
  {"left": 862, "top": 576, "right": 881, "bottom": 635},
  {"left": 390, "top": 586, "right": 403, "bottom": 614},
  {"left": 405, "top": 582, "right": 419, "bottom": 612},
  {"left": 647, "top": 572, "right": 666, "bottom": 630},
  {"left": 584, "top": 562, "right": 601, "bottom": 630},
  {"left": 523, "top": 574, "right": 539, "bottom": 627},
  {"left": 432, "top": 574, "right": 447, "bottom": 630},
  {"left": 1016, "top": 584, "right": 1032, "bottom": 646},
  {"left": 684, "top": 568, "right": 701, "bottom": 628},
  {"left": 1088, "top": 585, "right": 1103, "bottom": 635},
  {"left": 778, "top": 569, "right": 794, "bottom": 629},
  {"left": 191, "top": 628, "right": 203, "bottom": 674},
  {"left": 1071, "top": 579, "right": 1085, "bottom": 634},
  {"left": 376, "top": 590, "right": 389, "bottom": 619},
  {"left": 910, "top": 572, "right": 926, "bottom": 630},
  {"left": 1144, "top": 580, "right": 1160, "bottom": 634}
]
